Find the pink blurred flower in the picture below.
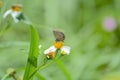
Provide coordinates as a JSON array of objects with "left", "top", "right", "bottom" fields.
[{"left": 102, "top": 17, "right": 117, "bottom": 32}]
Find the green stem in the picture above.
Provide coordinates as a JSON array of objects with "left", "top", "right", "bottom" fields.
[
  {"left": 0, "top": 21, "right": 11, "bottom": 37},
  {"left": 29, "top": 60, "right": 53, "bottom": 79},
  {"left": 28, "top": 48, "right": 63, "bottom": 79}
]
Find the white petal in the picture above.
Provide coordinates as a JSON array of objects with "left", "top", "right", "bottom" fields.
[
  {"left": 44, "top": 46, "right": 56, "bottom": 54},
  {"left": 3, "top": 9, "right": 12, "bottom": 18},
  {"left": 13, "top": 17, "right": 19, "bottom": 23},
  {"left": 11, "top": 11, "right": 21, "bottom": 18},
  {"left": 61, "top": 46, "right": 71, "bottom": 55},
  {"left": 11, "top": 11, "right": 21, "bottom": 23}
]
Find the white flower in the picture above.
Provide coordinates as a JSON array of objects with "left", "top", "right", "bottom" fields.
[
  {"left": 2, "top": 4, "right": 29, "bottom": 24},
  {"left": 44, "top": 46, "right": 56, "bottom": 54},
  {"left": 44, "top": 45, "right": 71, "bottom": 55},
  {"left": 3, "top": 9, "right": 22, "bottom": 23},
  {"left": 61, "top": 46, "right": 71, "bottom": 55}
]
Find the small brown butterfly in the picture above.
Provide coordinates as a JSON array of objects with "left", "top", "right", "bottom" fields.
[{"left": 53, "top": 30, "right": 65, "bottom": 41}]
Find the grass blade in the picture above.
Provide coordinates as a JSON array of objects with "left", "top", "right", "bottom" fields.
[{"left": 23, "top": 25, "right": 39, "bottom": 80}]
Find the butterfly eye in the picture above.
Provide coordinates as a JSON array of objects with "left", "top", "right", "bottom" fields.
[{"left": 53, "top": 30, "right": 65, "bottom": 41}]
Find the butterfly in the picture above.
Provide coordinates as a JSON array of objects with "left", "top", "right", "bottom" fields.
[{"left": 53, "top": 30, "right": 65, "bottom": 41}]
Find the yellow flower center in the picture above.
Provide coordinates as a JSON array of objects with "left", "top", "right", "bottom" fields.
[
  {"left": 0, "top": 1, "right": 2, "bottom": 7},
  {"left": 54, "top": 41, "right": 63, "bottom": 49},
  {"left": 47, "top": 52, "right": 54, "bottom": 59},
  {"left": 11, "top": 5, "right": 22, "bottom": 12}
]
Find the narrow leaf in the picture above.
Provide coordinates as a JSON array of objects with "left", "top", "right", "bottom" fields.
[{"left": 23, "top": 25, "right": 39, "bottom": 80}]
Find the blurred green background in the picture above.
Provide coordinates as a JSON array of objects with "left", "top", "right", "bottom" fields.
[{"left": 1, "top": 0, "right": 120, "bottom": 80}]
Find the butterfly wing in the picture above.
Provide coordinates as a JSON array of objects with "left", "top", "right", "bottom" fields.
[{"left": 53, "top": 30, "right": 65, "bottom": 41}]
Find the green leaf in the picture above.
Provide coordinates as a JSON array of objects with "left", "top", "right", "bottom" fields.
[{"left": 23, "top": 25, "right": 39, "bottom": 80}]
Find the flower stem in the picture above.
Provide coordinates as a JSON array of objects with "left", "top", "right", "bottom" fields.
[
  {"left": 28, "top": 49, "right": 61, "bottom": 79},
  {"left": 28, "top": 60, "right": 53, "bottom": 79}
]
